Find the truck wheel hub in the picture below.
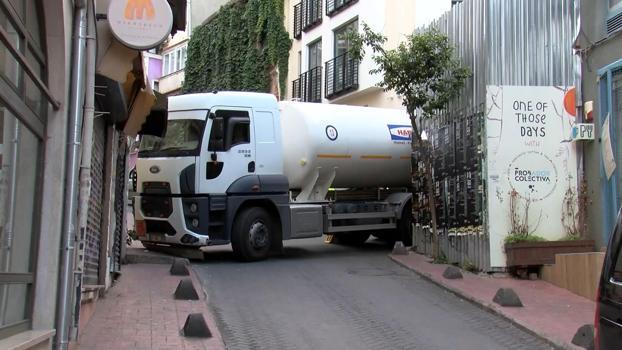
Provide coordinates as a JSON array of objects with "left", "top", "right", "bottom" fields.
[{"left": 249, "top": 221, "right": 269, "bottom": 249}]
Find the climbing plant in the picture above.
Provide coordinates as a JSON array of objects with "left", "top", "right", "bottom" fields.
[{"left": 183, "top": 0, "right": 291, "bottom": 98}]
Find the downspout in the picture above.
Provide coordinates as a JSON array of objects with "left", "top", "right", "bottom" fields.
[
  {"left": 56, "top": 0, "right": 87, "bottom": 348},
  {"left": 574, "top": 0, "right": 586, "bottom": 236},
  {"left": 72, "top": 0, "right": 96, "bottom": 338}
]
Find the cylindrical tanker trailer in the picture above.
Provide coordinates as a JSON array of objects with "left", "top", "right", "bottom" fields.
[{"left": 135, "top": 92, "right": 413, "bottom": 261}]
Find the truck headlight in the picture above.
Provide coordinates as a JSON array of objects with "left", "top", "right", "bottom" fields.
[
  {"left": 192, "top": 218, "right": 199, "bottom": 227},
  {"left": 190, "top": 203, "right": 198, "bottom": 213}
]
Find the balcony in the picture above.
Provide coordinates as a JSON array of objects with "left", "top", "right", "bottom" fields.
[
  {"left": 325, "top": 52, "right": 359, "bottom": 99},
  {"left": 292, "top": 66, "right": 322, "bottom": 102},
  {"left": 294, "top": 0, "right": 322, "bottom": 39},
  {"left": 326, "top": 0, "right": 358, "bottom": 16}
]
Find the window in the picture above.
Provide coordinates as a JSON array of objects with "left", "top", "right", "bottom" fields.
[
  {"left": 608, "top": 0, "right": 622, "bottom": 34},
  {"left": 308, "top": 39, "right": 322, "bottom": 69},
  {"left": 599, "top": 60, "right": 622, "bottom": 241},
  {"left": 0, "top": 0, "right": 47, "bottom": 339},
  {"left": 162, "top": 44, "right": 188, "bottom": 75},
  {"left": 613, "top": 238, "right": 622, "bottom": 281},
  {"left": 334, "top": 19, "right": 358, "bottom": 57},
  {"left": 208, "top": 110, "right": 250, "bottom": 152},
  {"left": 139, "top": 119, "right": 206, "bottom": 157}
]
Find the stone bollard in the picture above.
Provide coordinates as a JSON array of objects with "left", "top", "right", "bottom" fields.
[
  {"left": 181, "top": 313, "right": 212, "bottom": 338},
  {"left": 442, "top": 266, "right": 463, "bottom": 279},
  {"left": 170, "top": 258, "right": 190, "bottom": 276},
  {"left": 492, "top": 288, "right": 523, "bottom": 307},
  {"left": 392, "top": 241, "right": 408, "bottom": 255},
  {"left": 174, "top": 279, "right": 199, "bottom": 300},
  {"left": 571, "top": 324, "right": 594, "bottom": 350}
]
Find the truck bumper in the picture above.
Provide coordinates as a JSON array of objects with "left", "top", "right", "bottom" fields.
[{"left": 135, "top": 195, "right": 212, "bottom": 247}]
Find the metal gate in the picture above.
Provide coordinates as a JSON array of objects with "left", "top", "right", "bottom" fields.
[
  {"left": 111, "top": 135, "right": 127, "bottom": 273},
  {"left": 83, "top": 117, "right": 106, "bottom": 285}
]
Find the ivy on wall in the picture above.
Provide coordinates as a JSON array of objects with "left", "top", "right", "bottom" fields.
[{"left": 183, "top": 0, "right": 292, "bottom": 97}]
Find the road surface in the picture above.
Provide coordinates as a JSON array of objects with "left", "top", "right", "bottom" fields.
[{"left": 193, "top": 238, "right": 554, "bottom": 350}]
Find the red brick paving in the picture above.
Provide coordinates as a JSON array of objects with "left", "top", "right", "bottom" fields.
[
  {"left": 78, "top": 264, "right": 225, "bottom": 350},
  {"left": 391, "top": 252, "right": 595, "bottom": 350}
]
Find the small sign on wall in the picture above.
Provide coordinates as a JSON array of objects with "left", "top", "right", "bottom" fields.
[{"left": 571, "top": 123, "right": 595, "bottom": 141}]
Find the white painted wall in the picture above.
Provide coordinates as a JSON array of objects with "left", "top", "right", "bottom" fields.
[{"left": 288, "top": 0, "right": 416, "bottom": 107}]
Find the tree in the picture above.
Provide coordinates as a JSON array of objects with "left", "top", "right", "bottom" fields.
[{"left": 349, "top": 24, "right": 470, "bottom": 258}]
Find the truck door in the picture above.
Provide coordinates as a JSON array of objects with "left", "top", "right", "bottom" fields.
[{"left": 198, "top": 107, "right": 255, "bottom": 194}]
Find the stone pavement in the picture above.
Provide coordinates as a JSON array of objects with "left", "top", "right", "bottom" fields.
[
  {"left": 78, "top": 262, "right": 225, "bottom": 350},
  {"left": 390, "top": 251, "right": 596, "bottom": 350}
]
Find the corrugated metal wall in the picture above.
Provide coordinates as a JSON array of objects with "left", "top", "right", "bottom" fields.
[{"left": 413, "top": 0, "right": 577, "bottom": 271}]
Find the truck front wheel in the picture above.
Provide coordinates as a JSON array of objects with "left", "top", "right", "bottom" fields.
[{"left": 231, "top": 207, "right": 273, "bottom": 262}]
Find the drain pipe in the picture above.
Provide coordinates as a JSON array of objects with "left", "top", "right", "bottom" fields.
[
  {"left": 72, "top": 0, "right": 96, "bottom": 338},
  {"left": 56, "top": 0, "right": 87, "bottom": 348}
]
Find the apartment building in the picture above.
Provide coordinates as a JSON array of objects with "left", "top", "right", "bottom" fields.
[{"left": 284, "top": 0, "right": 416, "bottom": 108}]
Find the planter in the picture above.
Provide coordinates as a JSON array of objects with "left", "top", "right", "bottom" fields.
[{"left": 505, "top": 240, "right": 595, "bottom": 267}]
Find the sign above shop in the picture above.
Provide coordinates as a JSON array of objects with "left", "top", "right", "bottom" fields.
[
  {"left": 570, "top": 123, "right": 595, "bottom": 141},
  {"left": 108, "top": 0, "right": 173, "bottom": 50}
]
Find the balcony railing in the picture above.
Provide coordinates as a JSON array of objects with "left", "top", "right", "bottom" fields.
[
  {"left": 293, "top": 3, "right": 302, "bottom": 39},
  {"left": 292, "top": 66, "right": 322, "bottom": 103},
  {"left": 325, "top": 52, "right": 358, "bottom": 99},
  {"left": 326, "top": 0, "right": 358, "bottom": 16},
  {"left": 294, "top": 0, "right": 322, "bottom": 39}
]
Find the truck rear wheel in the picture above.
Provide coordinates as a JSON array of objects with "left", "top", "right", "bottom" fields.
[
  {"left": 231, "top": 207, "right": 273, "bottom": 262},
  {"left": 396, "top": 204, "right": 413, "bottom": 246}
]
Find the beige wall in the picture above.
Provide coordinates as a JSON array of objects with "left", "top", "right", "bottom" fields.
[
  {"left": 159, "top": 70, "right": 185, "bottom": 95},
  {"left": 284, "top": 0, "right": 302, "bottom": 100},
  {"left": 333, "top": 87, "right": 405, "bottom": 109}
]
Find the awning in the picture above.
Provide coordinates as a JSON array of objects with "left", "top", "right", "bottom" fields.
[{"left": 94, "top": 0, "right": 184, "bottom": 138}]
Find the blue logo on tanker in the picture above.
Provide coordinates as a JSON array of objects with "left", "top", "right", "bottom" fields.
[{"left": 387, "top": 124, "right": 412, "bottom": 141}]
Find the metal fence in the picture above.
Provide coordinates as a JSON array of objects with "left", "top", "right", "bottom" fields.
[{"left": 413, "top": 0, "right": 577, "bottom": 271}]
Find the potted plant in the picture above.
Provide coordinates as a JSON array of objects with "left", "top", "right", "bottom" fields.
[{"left": 504, "top": 187, "right": 594, "bottom": 267}]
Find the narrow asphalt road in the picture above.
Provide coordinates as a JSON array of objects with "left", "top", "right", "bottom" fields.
[{"left": 193, "top": 238, "right": 554, "bottom": 350}]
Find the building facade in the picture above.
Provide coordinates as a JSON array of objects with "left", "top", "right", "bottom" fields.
[
  {"left": 157, "top": 0, "right": 230, "bottom": 95},
  {"left": 578, "top": 0, "right": 622, "bottom": 249},
  {"left": 284, "top": 0, "right": 416, "bottom": 108},
  {"left": 0, "top": 1, "right": 183, "bottom": 349}
]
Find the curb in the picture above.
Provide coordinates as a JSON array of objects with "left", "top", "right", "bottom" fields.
[
  {"left": 389, "top": 254, "right": 576, "bottom": 350},
  {"left": 187, "top": 264, "right": 227, "bottom": 350},
  {"left": 124, "top": 248, "right": 175, "bottom": 264}
]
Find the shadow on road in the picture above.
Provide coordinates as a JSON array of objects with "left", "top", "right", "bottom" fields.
[{"left": 198, "top": 238, "right": 392, "bottom": 264}]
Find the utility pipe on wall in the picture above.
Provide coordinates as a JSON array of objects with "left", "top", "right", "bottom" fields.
[
  {"left": 72, "top": 0, "right": 97, "bottom": 338},
  {"left": 56, "top": 0, "right": 87, "bottom": 348}
]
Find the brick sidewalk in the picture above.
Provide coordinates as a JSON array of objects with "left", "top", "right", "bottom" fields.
[
  {"left": 78, "top": 263, "right": 225, "bottom": 350},
  {"left": 390, "top": 252, "right": 595, "bottom": 350}
]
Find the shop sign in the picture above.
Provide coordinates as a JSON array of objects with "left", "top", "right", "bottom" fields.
[
  {"left": 108, "top": 0, "right": 173, "bottom": 50},
  {"left": 485, "top": 85, "right": 578, "bottom": 268}
]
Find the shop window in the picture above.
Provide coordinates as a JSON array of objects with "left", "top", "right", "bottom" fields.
[
  {"left": 0, "top": 0, "right": 46, "bottom": 340},
  {"left": 598, "top": 60, "right": 622, "bottom": 242}
]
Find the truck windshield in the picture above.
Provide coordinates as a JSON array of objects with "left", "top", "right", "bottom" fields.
[{"left": 138, "top": 119, "right": 205, "bottom": 157}]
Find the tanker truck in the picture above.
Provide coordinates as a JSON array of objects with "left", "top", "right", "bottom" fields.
[{"left": 134, "top": 91, "right": 413, "bottom": 261}]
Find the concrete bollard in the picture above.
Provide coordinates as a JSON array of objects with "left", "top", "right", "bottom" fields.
[
  {"left": 181, "top": 313, "right": 212, "bottom": 338},
  {"left": 571, "top": 324, "right": 595, "bottom": 350},
  {"left": 442, "top": 266, "right": 463, "bottom": 279},
  {"left": 492, "top": 288, "right": 523, "bottom": 307},
  {"left": 392, "top": 241, "right": 408, "bottom": 255},
  {"left": 174, "top": 279, "right": 199, "bottom": 300},
  {"left": 170, "top": 258, "right": 190, "bottom": 276}
]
